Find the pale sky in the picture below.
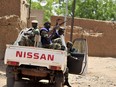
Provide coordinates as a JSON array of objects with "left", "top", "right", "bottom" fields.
[{"left": 32, "top": 0, "right": 38, "bottom": 2}]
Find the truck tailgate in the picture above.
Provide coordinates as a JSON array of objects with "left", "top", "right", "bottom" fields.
[{"left": 4, "top": 45, "right": 67, "bottom": 71}]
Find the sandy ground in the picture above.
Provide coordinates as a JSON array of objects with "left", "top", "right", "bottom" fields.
[
  {"left": 69, "top": 57, "right": 116, "bottom": 87},
  {"left": 0, "top": 57, "right": 116, "bottom": 87}
]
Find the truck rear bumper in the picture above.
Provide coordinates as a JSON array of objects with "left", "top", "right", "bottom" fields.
[{"left": 21, "top": 68, "right": 49, "bottom": 77}]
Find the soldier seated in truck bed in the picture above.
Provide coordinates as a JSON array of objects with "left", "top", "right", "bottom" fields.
[
  {"left": 50, "top": 27, "right": 66, "bottom": 50},
  {"left": 40, "top": 21, "right": 55, "bottom": 48},
  {"left": 19, "top": 20, "right": 40, "bottom": 47}
]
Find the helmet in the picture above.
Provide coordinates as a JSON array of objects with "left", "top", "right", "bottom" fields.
[{"left": 31, "top": 20, "right": 38, "bottom": 24}]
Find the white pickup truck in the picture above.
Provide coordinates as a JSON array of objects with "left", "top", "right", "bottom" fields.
[
  {"left": 5, "top": 45, "right": 67, "bottom": 87},
  {"left": 4, "top": 29, "right": 88, "bottom": 87}
]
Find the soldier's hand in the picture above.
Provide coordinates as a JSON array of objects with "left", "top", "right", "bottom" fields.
[{"left": 53, "top": 25, "right": 60, "bottom": 30}]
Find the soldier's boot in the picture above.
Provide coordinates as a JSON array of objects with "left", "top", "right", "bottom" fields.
[{"left": 64, "top": 78, "right": 71, "bottom": 87}]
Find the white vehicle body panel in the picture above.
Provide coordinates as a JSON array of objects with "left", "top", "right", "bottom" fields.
[{"left": 4, "top": 45, "right": 67, "bottom": 71}]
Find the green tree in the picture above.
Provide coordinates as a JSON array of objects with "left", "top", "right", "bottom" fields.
[
  {"left": 31, "top": 0, "right": 53, "bottom": 21},
  {"left": 30, "top": 0, "right": 116, "bottom": 21},
  {"left": 67, "top": 0, "right": 116, "bottom": 21}
]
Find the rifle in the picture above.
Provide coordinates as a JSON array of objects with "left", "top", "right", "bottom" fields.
[
  {"left": 53, "top": 18, "right": 70, "bottom": 30},
  {"left": 48, "top": 18, "right": 70, "bottom": 40}
]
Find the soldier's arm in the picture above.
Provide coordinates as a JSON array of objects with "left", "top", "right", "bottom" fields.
[
  {"left": 48, "top": 25, "right": 60, "bottom": 40},
  {"left": 34, "top": 29, "right": 40, "bottom": 35},
  {"left": 40, "top": 30, "right": 48, "bottom": 38}
]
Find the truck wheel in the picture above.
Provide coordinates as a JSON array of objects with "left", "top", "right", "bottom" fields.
[
  {"left": 55, "top": 82, "right": 63, "bottom": 87},
  {"left": 16, "top": 73, "right": 22, "bottom": 81},
  {"left": 7, "top": 77, "right": 15, "bottom": 87},
  {"left": 55, "top": 77, "right": 63, "bottom": 87},
  {"left": 6, "top": 66, "right": 15, "bottom": 87}
]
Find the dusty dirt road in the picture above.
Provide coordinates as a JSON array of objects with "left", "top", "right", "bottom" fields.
[{"left": 0, "top": 57, "right": 116, "bottom": 87}]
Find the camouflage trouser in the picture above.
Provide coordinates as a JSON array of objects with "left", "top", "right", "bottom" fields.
[
  {"left": 42, "top": 38, "right": 66, "bottom": 50},
  {"left": 64, "top": 67, "right": 69, "bottom": 79},
  {"left": 18, "top": 36, "right": 34, "bottom": 46},
  {"left": 50, "top": 38, "right": 62, "bottom": 50},
  {"left": 64, "top": 67, "right": 71, "bottom": 86}
]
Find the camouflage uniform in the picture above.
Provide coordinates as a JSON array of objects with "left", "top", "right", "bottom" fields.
[
  {"left": 40, "top": 28, "right": 51, "bottom": 48},
  {"left": 67, "top": 41, "right": 77, "bottom": 55},
  {"left": 63, "top": 41, "right": 78, "bottom": 87},
  {"left": 50, "top": 38, "right": 61, "bottom": 49},
  {"left": 50, "top": 27, "right": 65, "bottom": 50},
  {"left": 19, "top": 20, "right": 40, "bottom": 47},
  {"left": 19, "top": 28, "right": 40, "bottom": 46}
]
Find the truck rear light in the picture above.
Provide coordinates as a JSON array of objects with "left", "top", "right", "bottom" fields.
[
  {"left": 7, "top": 61, "right": 19, "bottom": 66},
  {"left": 49, "top": 65, "right": 61, "bottom": 70}
]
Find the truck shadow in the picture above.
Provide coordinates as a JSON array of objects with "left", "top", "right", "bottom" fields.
[
  {"left": 0, "top": 60, "right": 6, "bottom": 73},
  {"left": 14, "top": 81, "right": 53, "bottom": 87}
]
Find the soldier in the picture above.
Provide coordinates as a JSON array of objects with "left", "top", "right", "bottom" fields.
[
  {"left": 40, "top": 21, "right": 63, "bottom": 48},
  {"left": 50, "top": 27, "right": 66, "bottom": 50},
  {"left": 50, "top": 28, "right": 71, "bottom": 86},
  {"left": 67, "top": 41, "right": 77, "bottom": 54},
  {"left": 40, "top": 22, "right": 52, "bottom": 48},
  {"left": 64, "top": 41, "right": 78, "bottom": 87},
  {"left": 19, "top": 20, "right": 40, "bottom": 47},
  {"left": 64, "top": 68, "right": 71, "bottom": 87},
  {"left": 51, "top": 27, "right": 65, "bottom": 40}
]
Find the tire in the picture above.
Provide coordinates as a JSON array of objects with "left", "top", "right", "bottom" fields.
[
  {"left": 55, "top": 82, "right": 63, "bottom": 87},
  {"left": 55, "top": 77, "right": 63, "bottom": 87},
  {"left": 6, "top": 66, "right": 15, "bottom": 87},
  {"left": 16, "top": 73, "right": 22, "bottom": 81},
  {"left": 7, "top": 77, "right": 15, "bottom": 87}
]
